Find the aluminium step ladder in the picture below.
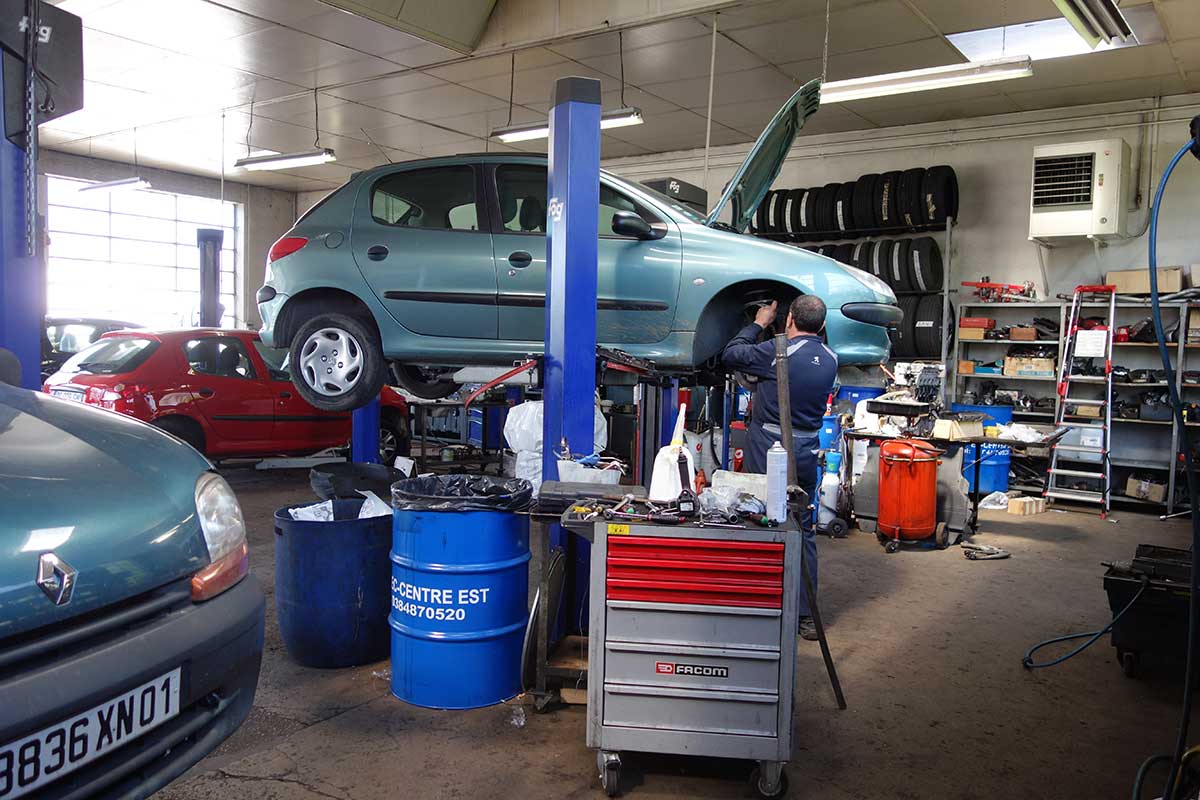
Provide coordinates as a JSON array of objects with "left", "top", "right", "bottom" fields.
[{"left": 1044, "top": 284, "right": 1117, "bottom": 518}]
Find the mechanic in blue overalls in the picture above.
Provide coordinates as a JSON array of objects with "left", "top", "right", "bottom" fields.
[{"left": 723, "top": 295, "right": 837, "bottom": 641}]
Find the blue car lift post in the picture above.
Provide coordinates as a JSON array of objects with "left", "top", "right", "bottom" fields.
[{"left": 0, "top": 2, "right": 83, "bottom": 386}]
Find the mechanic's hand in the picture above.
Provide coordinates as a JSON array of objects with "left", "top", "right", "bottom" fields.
[{"left": 754, "top": 300, "right": 778, "bottom": 329}]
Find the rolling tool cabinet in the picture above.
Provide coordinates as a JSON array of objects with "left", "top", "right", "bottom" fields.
[{"left": 586, "top": 520, "right": 800, "bottom": 798}]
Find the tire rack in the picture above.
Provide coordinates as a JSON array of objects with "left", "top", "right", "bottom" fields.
[
  {"left": 951, "top": 298, "right": 1190, "bottom": 514},
  {"left": 753, "top": 217, "right": 955, "bottom": 381}
]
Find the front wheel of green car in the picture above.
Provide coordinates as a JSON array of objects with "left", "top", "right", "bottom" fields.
[{"left": 289, "top": 313, "right": 386, "bottom": 412}]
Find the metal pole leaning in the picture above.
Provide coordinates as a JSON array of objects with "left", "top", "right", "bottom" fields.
[{"left": 773, "top": 334, "right": 846, "bottom": 710}]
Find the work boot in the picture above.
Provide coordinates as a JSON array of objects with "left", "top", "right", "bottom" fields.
[{"left": 798, "top": 616, "right": 818, "bottom": 641}]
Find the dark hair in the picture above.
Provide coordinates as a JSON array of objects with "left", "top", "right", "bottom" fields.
[{"left": 788, "top": 295, "right": 826, "bottom": 333}]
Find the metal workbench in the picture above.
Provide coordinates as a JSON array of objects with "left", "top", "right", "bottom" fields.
[{"left": 585, "top": 519, "right": 800, "bottom": 798}]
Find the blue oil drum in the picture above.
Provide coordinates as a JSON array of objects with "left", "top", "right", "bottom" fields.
[
  {"left": 390, "top": 508, "right": 530, "bottom": 709},
  {"left": 837, "top": 385, "right": 885, "bottom": 406},
  {"left": 951, "top": 403, "right": 1014, "bottom": 494},
  {"left": 274, "top": 499, "right": 392, "bottom": 669}
]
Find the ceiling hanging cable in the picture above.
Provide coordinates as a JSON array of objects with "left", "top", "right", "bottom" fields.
[
  {"left": 506, "top": 51, "right": 515, "bottom": 127},
  {"left": 702, "top": 12, "right": 718, "bottom": 198},
  {"left": 245, "top": 98, "right": 254, "bottom": 158},
  {"left": 312, "top": 88, "right": 320, "bottom": 149},
  {"left": 619, "top": 30, "right": 626, "bottom": 108},
  {"left": 821, "top": 0, "right": 831, "bottom": 83}
]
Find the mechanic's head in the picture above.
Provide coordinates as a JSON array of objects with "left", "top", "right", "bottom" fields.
[{"left": 787, "top": 295, "right": 826, "bottom": 335}]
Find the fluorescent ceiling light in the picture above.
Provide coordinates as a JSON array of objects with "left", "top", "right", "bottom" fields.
[
  {"left": 1053, "top": 0, "right": 1134, "bottom": 48},
  {"left": 492, "top": 107, "right": 644, "bottom": 143},
  {"left": 234, "top": 147, "right": 336, "bottom": 171},
  {"left": 77, "top": 177, "right": 152, "bottom": 193},
  {"left": 229, "top": 148, "right": 279, "bottom": 168},
  {"left": 819, "top": 56, "right": 1033, "bottom": 104},
  {"left": 949, "top": 9, "right": 1158, "bottom": 62}
]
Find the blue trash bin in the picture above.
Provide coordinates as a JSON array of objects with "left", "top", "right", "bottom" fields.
[
  {"left": 274, "top": 498, "right": 393, "bottom": 669},
  {"left": 951, "top": 403, "right": 1014, "bottom": 494},
  {"left": 389, "top": 476, "right": 531, "bottom": 710}
]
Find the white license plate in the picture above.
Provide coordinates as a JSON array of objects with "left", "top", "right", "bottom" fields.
[
  {"left": 49, "top": 389, "right": 83, "bottom": 402},
  {"left": 0, "top": 668, "right": 181, "bottom": 799}
]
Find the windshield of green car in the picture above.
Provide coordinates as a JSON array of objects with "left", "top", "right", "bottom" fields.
[{"left": 635, "top": 183, "right": 708, "bottom": 224}]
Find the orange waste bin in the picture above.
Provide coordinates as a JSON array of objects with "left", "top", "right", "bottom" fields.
[{"left": 878, "top": 439, "right": 942, "bottom": 546}]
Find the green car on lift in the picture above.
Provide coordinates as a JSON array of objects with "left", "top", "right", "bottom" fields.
[{"left": 257, "top": 81, "right": 900, "bottom": 412}]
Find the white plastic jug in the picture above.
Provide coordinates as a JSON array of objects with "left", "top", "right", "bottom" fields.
[
  {"left": 817, "top": 469, "right": 841, "bottom": 529},
  {"left": 648, "top": 403, "right": 696, "bottom": 503}
]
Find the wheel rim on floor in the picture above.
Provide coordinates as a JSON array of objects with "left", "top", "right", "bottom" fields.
[{"left": 299, "top": 327, "right": 363, "bottom": 396}]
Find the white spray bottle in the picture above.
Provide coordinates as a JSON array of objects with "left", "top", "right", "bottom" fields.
[
  {"left": 765, "top": 441, "right": 789, "bottom": 523},
  {"left": 648, "top": 403, "right": 696, "bottom": 502}
]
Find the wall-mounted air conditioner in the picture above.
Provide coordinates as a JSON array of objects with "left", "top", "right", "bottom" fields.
[{"left": 1028, "top": 139, "right": 1131, "bottom": 246}]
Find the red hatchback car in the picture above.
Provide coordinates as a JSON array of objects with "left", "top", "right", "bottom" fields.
[{"left": 43, "top": 328, "right": 410, "bottom": 462}]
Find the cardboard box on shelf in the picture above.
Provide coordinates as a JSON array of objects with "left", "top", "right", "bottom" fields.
[
  {"left": 1003, "top": 356, "right": 1056, "bottom": 378},
  {"left": 1105, "top": 267, "right": 1184, "bottom": 295},
  {"left": 1187, "top": 308, "right": 1200, "bottom": 343},
  {"left": 1125, "top": 476, "right": 1167, "bottom": 504},
  {"left": 959, "top": 327, "right": 986, "bottom": 341},
  {"left": 932, "top": 416, "right": 985, "bottom": 440},
  {"left": 1068, "top": 404, "right": 1102, "bottom": 418},
  {"left": 1187, "top": 265, "right": 1200, "bottom": 288},
  {"left": 958, "top": 360, "right": 976, "bottom": 374},
  {"left": 1009, "top": 327, "right": 1039, "bottom": 341}
]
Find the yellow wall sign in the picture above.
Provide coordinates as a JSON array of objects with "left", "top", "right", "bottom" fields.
[{"left": 607, "top": 523, "right": 630, "bottom": 536}]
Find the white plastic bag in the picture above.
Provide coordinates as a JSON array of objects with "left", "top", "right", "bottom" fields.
[
  {"left": 503, "top": 400, "right": 609, "bottom": 495},
  {"left": 357, "top": 490, "right": 392, "bottom": 518},
  {"left": 289, "top": 500, "right": 333, "bottom": 521},
  {"left": 979, "top": 491, "right": 1010, "bottom": 510}
]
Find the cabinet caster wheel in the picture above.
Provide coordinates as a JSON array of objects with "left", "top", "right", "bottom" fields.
[
  {"left": 1119, "top": 649, "right": 1138, "bottom": 679},
  {"left": 934, "top": 522, "right": 948, "bottom": 550},
  {"left": 885, "top": 540, "right": 900, "bottom": 554},
  {"left": 598, "top": 751, "right": 621, "bottom": 797},
  {"left": 750, "top": 765, "right": 788, "bottom": 799}
]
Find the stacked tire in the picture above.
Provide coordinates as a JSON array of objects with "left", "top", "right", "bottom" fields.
[
  {"left": 754, "top": 165, "right": 958, "bottom": 240},
  {"left": 889, "top": 294, "right": 954, "bottom": 361}
]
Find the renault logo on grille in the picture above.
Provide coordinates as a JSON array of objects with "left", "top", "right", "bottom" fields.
[{"left": 36, "top": 553, "right": 77, "bottom": 606}]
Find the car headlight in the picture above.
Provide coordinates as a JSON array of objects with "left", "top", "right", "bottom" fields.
[
  {"left": 835, "top": 262, "right": 894, "bottom": 298},
  {"left": 191, "top": 472, "right": 249, "bottom": 601}
]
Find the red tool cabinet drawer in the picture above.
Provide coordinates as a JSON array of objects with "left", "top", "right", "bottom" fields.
[{"left": 606, "top": 536, "right": 784, "bottom": 609}]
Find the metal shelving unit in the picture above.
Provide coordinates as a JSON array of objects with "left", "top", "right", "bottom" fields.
[{"left": 952, "top": 299, "right": 1190, "bottom": 512}]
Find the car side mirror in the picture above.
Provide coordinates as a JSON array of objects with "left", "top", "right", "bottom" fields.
[{"left": 611, "top": 211, "right": 661, "bottom": 240}]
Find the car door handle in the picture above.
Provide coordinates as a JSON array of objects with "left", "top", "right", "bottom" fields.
[
  {"left": 367, "top": 245, "right": 389, "bottom": 261},
  {"left": 197, "top": 388, "right": 214, "bottom": 398},
  {"left": 508, "top": 251, "right": 532, "bottom": 268}
]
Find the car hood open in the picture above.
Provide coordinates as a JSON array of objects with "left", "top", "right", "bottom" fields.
[
  {"left": 0, "top": 385, "right": 211, "bottom": 641},
  {"left": 705, "top": 79, "right": 821, "bottom": 232}
]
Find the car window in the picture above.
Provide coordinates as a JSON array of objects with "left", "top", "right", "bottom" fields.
[
  {"left": 47, "top": 323, "right": 100, "bottom": 354},
  {"left": 494, "top": 164, "right": 656, "bottom": 237},
  {"left": 371, "top": 166, "right": 479, "bottom": 231},
  {"left": 252, "top": 340, "right": 291, "bottom": 381},
  {"left": 61, "top": 337, "right": 158, "bottom": 375},
  {"left": 183, "top": 337, "right": 257, "bottom": 380}
]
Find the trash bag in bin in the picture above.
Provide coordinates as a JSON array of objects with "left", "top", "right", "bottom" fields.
[
  {"left": 391, "top": 474, "right": 533, "bottom": 512},
  {"left": 311, "top": 462, "right": 404, "bottom": 500}
]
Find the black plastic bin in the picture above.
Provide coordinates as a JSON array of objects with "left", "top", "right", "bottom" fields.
[{"left": 274, "top": 498, "right": 392, "bottom": 668}]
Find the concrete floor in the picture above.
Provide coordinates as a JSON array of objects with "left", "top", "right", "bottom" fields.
[{"left": 159, "top": 468, "right": 1196, "bottom": 800}]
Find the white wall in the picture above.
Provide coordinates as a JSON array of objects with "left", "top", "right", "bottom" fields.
[
  {"left": 603, "top": 92, "right": 1200, "bottom": 297},
  {"left": 39, "top": 150, "right": 297, "bottom": 328}
]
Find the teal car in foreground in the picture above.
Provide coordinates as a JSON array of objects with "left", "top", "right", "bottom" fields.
[
  {"left": 257, "top": 81, "right": 900, "bottom": 411},
  {"left": 0, "top": 370, "right": 264, "bottom": 798}
]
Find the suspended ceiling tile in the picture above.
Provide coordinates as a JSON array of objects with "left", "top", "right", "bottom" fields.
[
  {"left": 600, "top": 136, "right": 652, "bottom": 158},
  {"left": 53, "top": 0, "right": 125, "bottom": 15},
  {"left": 577, "top": 34, "right": 768, "bottom": 87},
  {"left": 83, "top": 0, "right": 271, "bottom": 46},
  {"left": 1005, "top": 74, "right": 1188, "bottom": 112},
  {"left": 1011, "top": 44, "right": 1181, "bottom": 92},
  {"left": 614, "top": 107, "right": 733, "bottom": 144},
  {"left": 360, "top": 119, "right": 478, "bottom": 153},
  {"left": 710, "top": 0, "right": 866, "bottom": 32},
  {"left": 461, "top": 61, "right": 620, "bottom": 105},
  {"left": 43, "top": 82, "right": 165, "bottom": 136},
  {"left": 904, "top": 0, "right": 1059, "bottom": 34},
  {"left": 642, "top": 65, "right": 800, "bottom": 109},
  {"left": 794, "top": 110, "right": 879, "bottom": 135},
  {"left": 1175, "top": 37, "right": 1200, "bottom": 70},
  {"left": 210, "top": 26, "right": 371, "bottom": 78},
  {"left": 203, "top": 0, "right": 331, "bottom": 27},
  {"left": 425, "top": 47, "right": 566, "bottom": 84},
  {"left": 261, "top": 162, "right": 359, "bottom": 184},
  {"left": 779, "top": 36, "right": 967, "bottom": 86},
  {"left": 370, "top": 83, "right": 511, "bottom": 119},
  {"left": 849, "top": 94, "right": 1022, "bottom": 127},
  {"left": 292, "top": 55, "right": 414, "bottom": 89},
  {"left": 378, "top": 40, "right": 461, "bottom": 69},
  {"left": 1159, "top": 0, "right": 1200, "bottom": 41},
  {"left": 79, "top": 29, "right": 173, "bottom": 80},
  {"left": 687, "top": 97, "right": 783, "bottom": 135},
  {"left": 289, "top": 7, "right": 430, "bottom": 57},
  {"left": 724, "top": 1, "right": 934, "bottom": 64},
  {"left": 324, "top": 71, "right": 447, "bottom": 102}
]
